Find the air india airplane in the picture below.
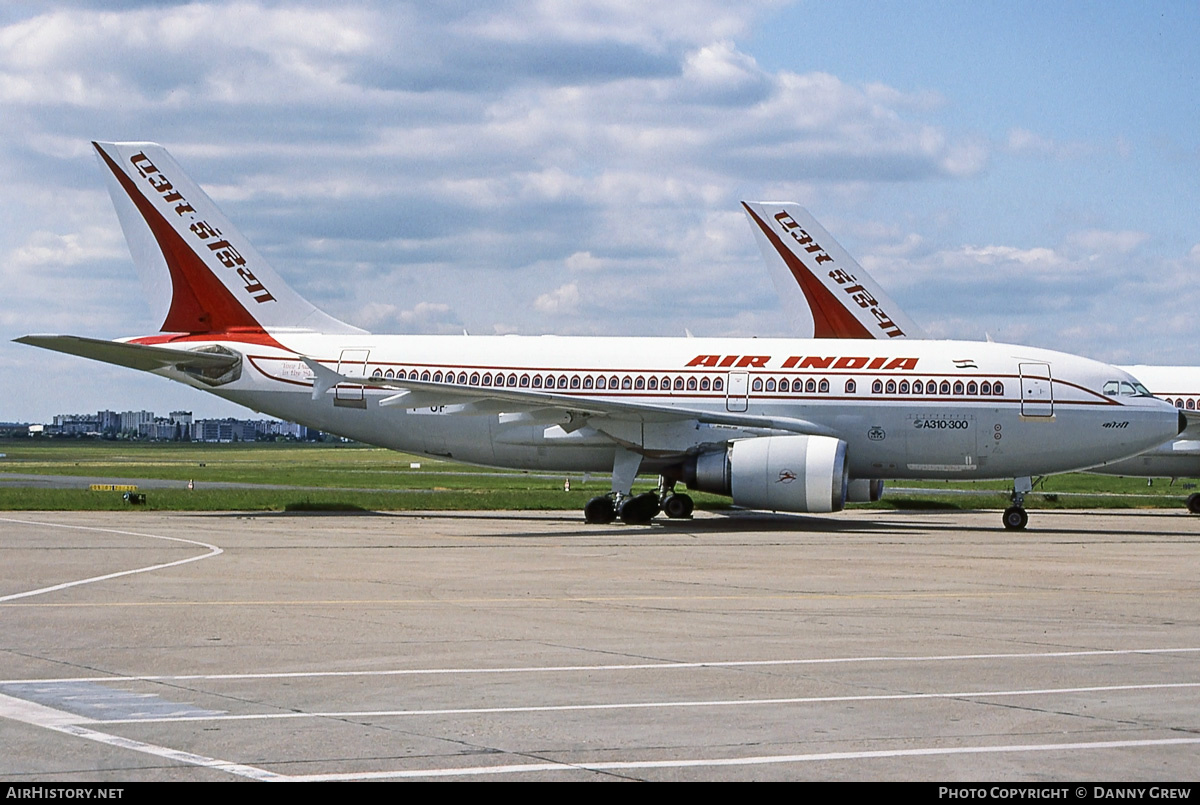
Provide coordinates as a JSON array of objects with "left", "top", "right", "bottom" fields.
[
  {"left": 14, "top": 143, "right": 1185, "bottom": 530},
  {"left": 742, "top": 201, "right": 1200, "bottom": 515}
]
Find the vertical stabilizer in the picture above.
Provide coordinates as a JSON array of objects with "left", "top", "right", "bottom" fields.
[
  {"left": 742, "top": 201, "right": 924, "bottom": 340},
  {"left": 93, "top": 141, "right": 365, "bottom": 336}
]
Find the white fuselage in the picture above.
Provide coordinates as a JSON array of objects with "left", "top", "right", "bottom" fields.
[
  {"left": 1091, "top": 365, "right": 1200, "bottom": 478},
  {"left": 146, "top": 332, "right": 1181, "bottom": 482}
]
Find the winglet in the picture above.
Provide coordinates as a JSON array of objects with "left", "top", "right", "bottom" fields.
[{"left": 301, "top": 356, "right": 343, "bottom": 400}]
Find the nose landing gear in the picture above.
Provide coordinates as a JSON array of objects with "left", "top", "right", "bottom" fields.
[{"left": 1003, "top": 475, "right": 1033, "bottom": 530}]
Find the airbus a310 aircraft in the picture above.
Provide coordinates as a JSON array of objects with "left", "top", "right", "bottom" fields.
[
  {"left": 743, "top": 201, "right": 1200, "bottom": 516},
  {"left": 15, "top": 143, "right": 1185, "bottom": 529}
]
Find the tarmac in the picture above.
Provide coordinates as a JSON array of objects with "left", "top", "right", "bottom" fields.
[{"left": 1, "top": 508, "right": 1198, "bottom": 781}]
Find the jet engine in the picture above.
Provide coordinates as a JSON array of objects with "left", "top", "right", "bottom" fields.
[
  {"left": 847, "top": 478, "right": 885, "bottom": 503},
  {"left": 680, "top": 434, "right": 849, "bottom": 513}
]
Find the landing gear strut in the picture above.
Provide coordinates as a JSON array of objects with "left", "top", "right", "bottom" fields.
[{"left": 1003, "top": 476, "right": 1032, "bottom": 530}]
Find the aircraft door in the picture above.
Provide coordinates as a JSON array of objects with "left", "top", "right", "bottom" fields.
[
  {"left": 335, "top": 348, "right": 370, "bottom": 409},
  {"left": 1019, "top": 362, "right": 1053, "bottom": 418},
  {"left": 726, "top": 371, "right": 749, "bottom": 412}
]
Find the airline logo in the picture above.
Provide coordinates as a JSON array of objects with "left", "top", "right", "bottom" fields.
[
  {"left": 772, "top": 211, "right": 905, "bottom": 338},
  {"left": 126, "top": 150, "right": 276, "bottom": 305},
  {"left": 686, "top": 354, "right": 920, "bottom": 370}
]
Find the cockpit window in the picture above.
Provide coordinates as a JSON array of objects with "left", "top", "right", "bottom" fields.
[{"left": 1105, "top": 379, "right": 1155, "bottom": 397}]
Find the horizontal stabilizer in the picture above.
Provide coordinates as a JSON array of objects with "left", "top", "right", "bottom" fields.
[{"left": 15, "top": 334, "right": 241, "bottom": 373}]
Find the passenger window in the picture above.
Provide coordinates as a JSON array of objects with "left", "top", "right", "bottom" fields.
[
  {"left": 635, "top": 376, "right": 645, "bottom": 390},
  {"left": 967, "top": 381, "right": 977, "bottom": 395},
  {"left": 621, "top": 376, "right": 631, "bottom": 390},
  {"left": 700, "top": 377, "right": 711, "bottom": 391},
  {"left": 686, "top": 377, "right": 697, "bottom": 390},
  {"left": 673, "top": 377, "right": 684, "bottom": 390},
  {"left": 752, "top": 378, "right": 763, "bottom": 392},
  {"left": 872, "top": 380, "right": 883, "bottom": 394},
  {"left": 648, "top": 377, "right": 658, "bottom": 390},
  {"left": 912, "top": 380, "right": 923, "bottom": 394},
  {"left": 845, "top": 379, "right": 856, "bottom": 394},
  {"left": 939, "top": 381, "right": 951, "bottom": 394},
  {"left": 571, "top": 376, "right": 581, "bottom": 389},
  {"left": 993, "top": 381, "right": 1004, "bottom": 396},
  {"left": 519, "top": 374, "right": 529, "bottom": 387},
  {"left": 765, "top": 378, "right": 776, "bottom": 392},
  {"left": 885, "top": 380, "right": 896, "bottom": 394},
  {"left": 713, "top": 378, "right": 724, "bottom": 391},
  {"left": 805, "top": 379, "right": 816, "bottom": 393},
  {"left": 953, "top": 381, "right": 964, "bottom": 395},
  {"left": 583, "top": 376, "right": 594, "bottom": 389},
  {"left": 779, "top": 378, "right": 789, "bottom": 392},
  {"left": 818, "top": 379, "right": 829, "bottom": 393}
]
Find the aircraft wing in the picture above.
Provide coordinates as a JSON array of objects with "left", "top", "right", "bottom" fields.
[
  {"left": 302, "top": 358, "right": 838, "bottom": 438},
  {"left": 15, "top": 334, "right": 241, "bottom": 373}
]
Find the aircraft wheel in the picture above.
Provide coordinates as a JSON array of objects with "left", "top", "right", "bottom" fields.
[
  {"left": 618, "top": 492, "right": 660, "bottom": 525},
  {"left": 1187, "top": 493, "right": 1200, "bottom": 515},
  {"left": 662, "top": 493, "right": 694, "bottom": 519},
  {"left": 1002, "top": 506, "right": 1028, "bottom": 531},
  {"left": 583, "top": 496, "right": 615, "bottom": 524}
]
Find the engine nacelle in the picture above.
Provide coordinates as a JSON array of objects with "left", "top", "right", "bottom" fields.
[
  {"left": 682, "top": 435, "right": 849, "bottom": 513},
  {"left": 847, "top": 478, "right": 885, "bottom": 503}
]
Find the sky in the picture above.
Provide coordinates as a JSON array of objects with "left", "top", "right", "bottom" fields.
[{"left": 1, "top": 1, "right": 1197, "bottom": 422}]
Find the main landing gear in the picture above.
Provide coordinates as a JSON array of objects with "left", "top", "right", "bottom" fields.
[
  {"left": 1003, "top": 475, "right": 1033, "bottom": 530},
  {"left": 582, "top": 448, "right": 693, "bottom": 525},
  {"left": 582, "top": 486, "right": 694, "bottom": 525}
]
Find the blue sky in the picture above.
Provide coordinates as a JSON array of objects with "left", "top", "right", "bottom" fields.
[{"left": 1, "top": 1, "right": 1197, "bottom": 421}]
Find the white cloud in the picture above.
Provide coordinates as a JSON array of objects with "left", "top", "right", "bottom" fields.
[{"left": 534, "top": 282, "right": 581, "bottom": 314}]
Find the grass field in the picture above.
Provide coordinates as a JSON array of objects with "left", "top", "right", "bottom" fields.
[{"left": 0, "top": 438, "right": 1194, "bottom": 512}]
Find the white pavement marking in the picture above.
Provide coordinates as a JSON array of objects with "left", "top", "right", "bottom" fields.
[
  {"left": 285, "top": 737, "right": 1200, "bottom": 780},
  {"left": 2, "top": 646, "right": 1197, "bottom": 686},
  {"left": 0, "top": 693, "right": 282, "bottom": 781},
  {"left": 89, "top": 681, "right": 1200, "bottom": 725},
  {"left": 0, "top": 517, "right": 223, "bottom": 602}
]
